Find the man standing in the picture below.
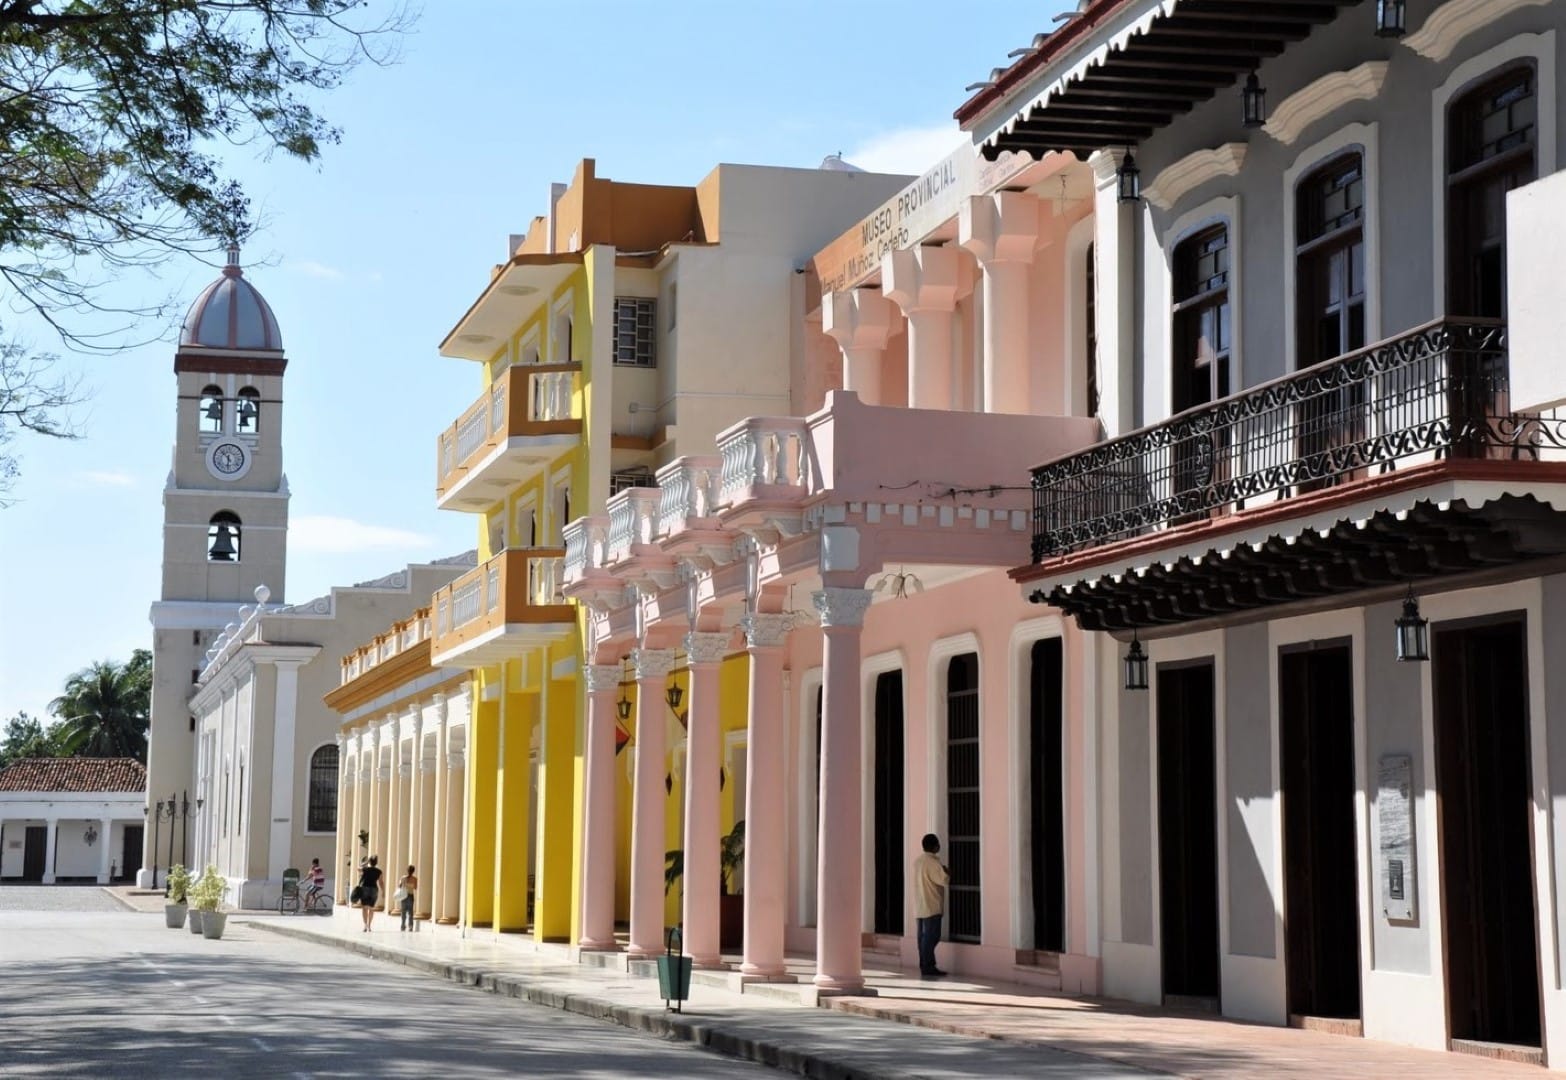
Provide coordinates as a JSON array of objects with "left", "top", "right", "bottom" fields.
[{"left": 913, "top": 833, "right": 950, "bottom": 979}]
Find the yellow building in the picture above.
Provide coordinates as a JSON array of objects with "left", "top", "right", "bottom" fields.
[{"left": 366, "top": 157, "right": 906, "bottom": 944}]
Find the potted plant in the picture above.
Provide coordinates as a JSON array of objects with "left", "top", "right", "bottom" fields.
[
  {"left": 718, "top": 820, "right": 745, "bottom": 950},
  {"left": 190, "top": 864, "right": 229, "bottom": 940},
  {"left": 663, "top": 819, "right": 746, "bottom": 950},
  {"left": 164, "top": 864, "right": 191, "bottom": 929}
]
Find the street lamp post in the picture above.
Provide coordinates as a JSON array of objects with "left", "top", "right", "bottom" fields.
[
  {"left": 145, "top": 804, "right": 158, "bottom": 890},
  {"left": 160, "top": 794, "right": 178, "bottom": 896}
]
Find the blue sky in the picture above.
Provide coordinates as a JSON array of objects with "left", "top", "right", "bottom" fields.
[{"left": 0, "top": 1, "right": 1068, "bottom": 723}]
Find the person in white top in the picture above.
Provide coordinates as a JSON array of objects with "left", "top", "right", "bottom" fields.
[{"left": 912, "top": 833, "right": 950, "bottom": 979}]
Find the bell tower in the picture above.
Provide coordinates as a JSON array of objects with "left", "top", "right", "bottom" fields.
[{"left": 139, "top": 245, "right": 291, "bottom": 886}]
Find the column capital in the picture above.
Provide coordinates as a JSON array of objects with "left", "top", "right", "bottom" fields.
[
  {"left": 684, "top": 631, "right": 731, "bottom": 667},
  {"left": 882, "top": 244, "right": 959, "bottom": 315},
  {"left": 741, "top": 612, "right": 794, "bottom": 650},
  {"left": 585, "top": 663, "right": 623, "bottom": 694},
  {"left": 959, "top": 190, "right": 1041, "bottom": 266},
  {"left": 632, "top": 648, "right": 678, "bottom": 681},
  {"left": 822, "top": 288, "right": 894, "bottom": 352},
  {"left": 1090, "top": 147, "right": 1129, "bottom": 189},
  {"left": 813, "top": 587, "right": 872, "bottom": 629}
]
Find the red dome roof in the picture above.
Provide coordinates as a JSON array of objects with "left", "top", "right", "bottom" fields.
[{"left": 179, "top": 245, "right": 283, "bottom": 351}]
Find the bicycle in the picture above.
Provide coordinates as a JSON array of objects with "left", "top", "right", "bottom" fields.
[{"left": 303, "top": 886, "right": 332, "bottom": 914}]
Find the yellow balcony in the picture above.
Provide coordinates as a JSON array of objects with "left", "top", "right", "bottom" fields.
[
  {"left": 429, "top": 549, "right": 577, "bottom": 667},
  {"left": 436, "top": 363, "right": 582, "bottom": 512}
]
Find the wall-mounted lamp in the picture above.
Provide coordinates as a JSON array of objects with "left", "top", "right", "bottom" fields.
[
  {"left": 1395, "top": 587, "right": 1429, "bottom": 662},
  {"left": 1124, "top": 629, "right": 1149, "bottom": 691},
  {"left": 83, "top": 824, "right": 99, "bottom": 847},
  {"left": 1242, "top": 72, "right": 1267, "bottom": 129},
  {"left": 1117, "top": 150, "right": 1141, "bottom": 203},
  {"left": 1375, "top": 0, "right": 1406, "bottom": 37}
]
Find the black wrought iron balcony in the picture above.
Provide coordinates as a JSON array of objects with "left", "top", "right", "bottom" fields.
[{"left": 1030, "top": 318, "right": 1533, "bottom": 562}]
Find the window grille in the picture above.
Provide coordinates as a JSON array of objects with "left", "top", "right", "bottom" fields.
[
  {"left": 308, "top": 745, "right": 339, "bottom": 832},
  {"left": 946, "top": 653, "right": 982, "bottom": 944},
  {"left": 613, "top": 297, "right": 657, "bottom": 367}
]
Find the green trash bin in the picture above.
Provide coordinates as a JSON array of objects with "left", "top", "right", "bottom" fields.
[{"left": 657, "top": 927, "right": 692, "bottom": 1012}]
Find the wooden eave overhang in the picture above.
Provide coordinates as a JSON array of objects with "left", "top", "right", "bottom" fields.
[{"left": 962, "top": 0, "right": 1360, "bottom": 161}]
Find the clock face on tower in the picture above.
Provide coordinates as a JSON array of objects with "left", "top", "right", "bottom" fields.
[{"left": 206, "top": 440, "right": 251, "bottom": 481}]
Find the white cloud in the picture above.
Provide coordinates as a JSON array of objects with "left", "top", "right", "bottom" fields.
[
  {"left": 77, "top": 469, "right": 136, "bottom": 488},
  {"left": 845, "top": 124, "right": 967, "bottom": 177},
  {"left": 291, "top": 259, "right": 345, "bottom": 281},
  {"left": 289, "top": 515, "right": 435, "bottom": 554}
]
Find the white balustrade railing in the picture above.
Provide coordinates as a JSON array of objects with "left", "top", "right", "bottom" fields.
[
  {"left": 529, "top": 369, "right": 576, "bottom": 422},
  {"left": 528, "top": 555, "right": 565, "bottom": 605},
  {"left": 718, "top": 418, "right": 811, "bottom": 505},
  {"left": 455, "top": 403, "right": 489, "bottom": 463},
  {"left": 606, "top": 492, "right": 636, "bottom": 563},
  {"left": 563, "top": 519, "right": 590, "bottom": 581},
  {"left": 451, "top": 578, "right": 483, "bottom": 630},
  {"left": 656, "top": 455, "right": 721, "bottom": 536}
]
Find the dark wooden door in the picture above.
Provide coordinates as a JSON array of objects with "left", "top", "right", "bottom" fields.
[
  {"left": 1030, "top": 638, "right": 1065, "bottom": 953},
  {"left": 1435, "top": 618, "right": 1540, "bottom": 1047},
  {"left": 1158, "top": 662, "right": 1219, "bottom": 1003},
  {"left": 946, "top": 653, "right": 982, "bottom": 943},
  {"left": 872, "top": 670, "right": 905, "bottom": 936},
  {"left": 120, "top": 825, "right": 144, "bottom": 883},
  {"left": 22, "top": 826, "right": 46, "bottom": 882},
  {"left": 1281, "top": 644, "right": 1361, "bottom": 1019}
]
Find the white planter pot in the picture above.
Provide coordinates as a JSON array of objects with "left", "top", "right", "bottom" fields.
[
  {"left": 201, "top": 911, "right": 227, "bottom": 940},
  {"left": 187, "top": 909, "right": 204, "bottom": 935},
  {"left": 164, "top": 903, "right": 187, "bottom": 929}
]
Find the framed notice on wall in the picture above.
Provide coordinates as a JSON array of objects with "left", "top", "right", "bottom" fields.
[{"left": 1378, "top": 753, "right": 1417, "bottom": 921}]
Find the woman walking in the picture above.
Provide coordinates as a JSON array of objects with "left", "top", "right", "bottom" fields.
[
  {"left": 398, "top": 865, "right": 419, "bottom": 931},
  {"left": 357, "top": 855, "right": 383, "bottom": 932}
]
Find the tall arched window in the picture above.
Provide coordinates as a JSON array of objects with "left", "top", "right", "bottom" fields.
[
  {"left": 1448, "top": 63, "right": 1536, "bottom": 318},
  {"left": 1085, "top": 241, "right": 1099, "bottom": 418},
  {"left": 1295, "top": 153, "right": 1366, "bottom": 486},
  {"left": 946, "top": 652, "right": 982, "bottom": 944},
  {"left": 307, "top": 744, "right": 339, "bottom": 832},
  {"left": 1296, "top": 153, "right": 1365, "bottom": 367},
  {"left": 1172, "top": 225, "right": 1231, "bottom": 412},
  {"left": 199, "top": 385, "right": 224, "bottom": 433},
  {"left": 207, "top": 511, "right": 241, "bottom": 562},
  {"left": 236, "top": 386, "right": 260, "bottom": 434}
]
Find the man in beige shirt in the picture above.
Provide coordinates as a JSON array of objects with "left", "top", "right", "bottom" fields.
[{"left": 912, "top": 833, "right": 950, "bottom": 978}]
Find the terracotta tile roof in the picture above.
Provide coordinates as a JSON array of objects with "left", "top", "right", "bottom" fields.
[{"left": 0, "top": 758, "right": 147, "bottom": 793}]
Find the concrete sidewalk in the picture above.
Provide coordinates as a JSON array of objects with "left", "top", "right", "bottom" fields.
[{"left": 229, "top": 904, "right": 1542, "bottom": 1080}]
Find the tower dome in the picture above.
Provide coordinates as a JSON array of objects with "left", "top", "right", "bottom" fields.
[{"left": 179, "top": 244, "right": 283, "bottom": 351}]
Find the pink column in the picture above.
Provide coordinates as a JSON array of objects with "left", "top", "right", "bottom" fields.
[
  {"left": 579, "top": 663, "right": 622, "bottom": 950},
  {"left": 682, "top": 632, "right": 731, "bottom": 968},
  {"left": 823, "top": 288, "right": 894, "bottom": 406},
  {"left": 883, "top": 245, "right": 959, "bottom": 411},
  {"left": 628, "top": 648, "right": 676, "bottom": 958},
  {"left": 812, "top": 586, "right": 872, "bottom": 991},
  {"left": 739, "top": 612, "right": 795, "bottom": 979}
]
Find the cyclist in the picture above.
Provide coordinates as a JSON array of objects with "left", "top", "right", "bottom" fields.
[{"left": 303, "top": 857, "right": 326, "bottom": 908}]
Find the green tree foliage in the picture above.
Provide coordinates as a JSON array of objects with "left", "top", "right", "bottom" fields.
[
  {"left": 0, "top": 0, "right": 409, "bottom": 487},
  {"left": 0, "top": 710, "right": 71, "bottom": 768},
  {"left": 48, "top": 650, "right": 152, "bottom": 760}
]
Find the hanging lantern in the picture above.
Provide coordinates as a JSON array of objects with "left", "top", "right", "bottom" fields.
[
  {"left": 665, "top": 682, "right": 684, "bottom": 711},
  {"left": 1375, "top": 0, "right": 1405, "bottom": 37},
  {"left": 1395, "top": 588, "right": 1429, "bottom": 662},
  {"left": 1124, "top": 629, "right": 1149, "bottom": 691},
  {"left": 616, "top": 658, "right": 633, "bottom": 721},
  {"left": 1242, "top": 72, "right": 1267, "bottom": 129},
  {"left": 1117, "top": 150, "right": 1141, "bottom": 203}
]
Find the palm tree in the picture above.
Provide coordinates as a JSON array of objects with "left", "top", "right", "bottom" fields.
[{"left": 49, "top": 651, "right": 150, "bottom": 760}]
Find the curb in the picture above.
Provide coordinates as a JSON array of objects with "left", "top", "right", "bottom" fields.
[
  {"left": 101, "top": 887, "right": 143, "bottom": 913},
  {"left": 252, "top": 920, "right": 899, "bottom": 1080}
]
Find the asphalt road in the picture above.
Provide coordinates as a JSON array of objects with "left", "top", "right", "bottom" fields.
[{"left": 0, "top": 886, "right": 777, "bottom": 1078}]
